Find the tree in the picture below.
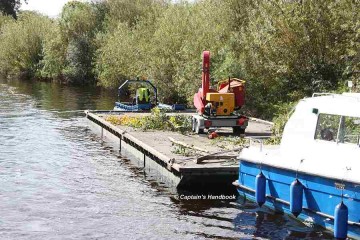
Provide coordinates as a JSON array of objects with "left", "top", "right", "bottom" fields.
[
  {"left": 41, "top": 1, "right": 108, "bottom": 84},
  {"left": 95, "top": 0, "right": 166, "bottom": 88},
  {"left": 105, "top": 0, "right": 166, "bottom": 29},
  {"left": 0, "top": 0, "right": 358, "bottom": 120},
  {"left": 0, "top": 0, "right": 26, "bottom": 19},
  {"left": 0, "top": 11, "right": 53, "bottom": 78},
  {"left": 0, "top": 12, "right": 13, "bottom": 30}
]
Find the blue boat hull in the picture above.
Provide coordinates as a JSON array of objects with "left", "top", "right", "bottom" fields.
[
  {"left": 114, "top": 102, "right": 152, "bottom": 111},
  {"left": 114, "top": 102, "right": 186, "bottom": 111},
  {"left": 236, "top": 160, "right": 360, "bottom": 239}
]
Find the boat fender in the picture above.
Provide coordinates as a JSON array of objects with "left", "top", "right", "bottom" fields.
[
  {"left": 255, "top": 172, "right": 266, "bottom": 207},
  {"left": 290, "top": 179, "right": 303, "bottom": 217},
  {"left": 334, "top": 201, "right": 348, "bottom": 239}
]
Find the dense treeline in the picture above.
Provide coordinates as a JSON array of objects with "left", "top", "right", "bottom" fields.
[{"left": 0, "top": 0, "right": 359, "bottom": 119}]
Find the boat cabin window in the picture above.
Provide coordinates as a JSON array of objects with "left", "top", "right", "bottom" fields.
[
  {"left": 341, "top": 117, "right": 360, "bottom": 144},
  {"left": 315, "top": 114, "right": 340, "bottom": 141},
  {"left": 315, "top": 113, "right": 360, "bottom": 145}
]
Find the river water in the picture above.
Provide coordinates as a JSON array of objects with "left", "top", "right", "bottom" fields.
[{"left": 0, "top": 80, "right": 333, "bottom": 239}]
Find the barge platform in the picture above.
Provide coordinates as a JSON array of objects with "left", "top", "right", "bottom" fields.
[{"left": 85, "top": 110, "right": 272, "bottom": 192}]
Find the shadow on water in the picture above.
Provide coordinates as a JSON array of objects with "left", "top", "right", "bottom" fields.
[{"left": 0, "top": 78, "right": 335, "bottom": 240}]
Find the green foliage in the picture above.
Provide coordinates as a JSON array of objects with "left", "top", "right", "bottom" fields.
[
  {"left": 97, "top": 0, "right": 232, "bottom": 104},
  {"left": 54, "top": 1, "right": 107, "bottom": 83},
  {"left": 142, "top": 107, "right": 169, "bottom": 130},
  {"left": 105, "top": 107, "right": 192, "bottom": 133},
  {"left": 95, "top": 22, "right": 144, "bottom": 88},
  {"left": 172, "top": 144, "right": 197, "bottom": 157},
  {"left": 168, "top": 115, "right": 192, "bottom": 133},
  {"left": 95, "top": 0, "right": 164, "bottom": 88},
  {"left": 0, "top": 12, "right": 13, "bottom": 29},
  {"left": 0, "top": 12, "right": 53, "bottom": 78},
  {"left": 105, "top": 0, "right": 165, "bottom": 29},
  {"left": 264, "top": 101, "right": 297, "bottom": 145},
  {"left": 95, "top": 0, "right": 358, "bottom": 119},
  {"left": 228, "top": 0, "right": 359, "bottom": 118},
  {"left": 39, "top": 1, "right": 109, "bottom": 83},
  {"left": 212, "top": 136, "right": 248, "bottom": 149},
  {"left": 149, "top": 1, "right": 231, "bottom": 103},
  {"left": 40, "top": 25, "right": 66, "bottom": 79},
  {"left": 0, "top": 0, "right": 359, "bottom": 121}
]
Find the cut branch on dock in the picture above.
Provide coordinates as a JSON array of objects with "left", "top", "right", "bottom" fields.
[{"left": 168, "top": 137, "right": 209, "bottom": 154}]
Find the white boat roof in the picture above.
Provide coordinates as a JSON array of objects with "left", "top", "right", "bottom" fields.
[{"left": 305, "top": 93, "right": 360, "bottom": 117}]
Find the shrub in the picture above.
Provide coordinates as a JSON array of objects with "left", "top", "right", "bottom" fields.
[
  {"left": 105, "top": 107, "right": 192, "bottom": 133},
  {"left": 0, "top": 12, "right": 53, "bottom": 78}
]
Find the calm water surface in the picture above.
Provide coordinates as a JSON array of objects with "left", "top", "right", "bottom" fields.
[{"left": 0, "top": 80, "right": 333, "bottom": 239}]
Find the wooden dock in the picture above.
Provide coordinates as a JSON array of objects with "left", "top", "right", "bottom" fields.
[{"left": 85, "top": 110, "right": 272, "bottom": 192}]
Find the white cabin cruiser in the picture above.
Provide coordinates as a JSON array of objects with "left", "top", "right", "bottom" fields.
[{"left": 233, "top": 93, "right": 360, "bottom": 239}]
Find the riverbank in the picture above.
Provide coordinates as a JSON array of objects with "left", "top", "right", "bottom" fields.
[{"left": 2, "top": 0, "right": 357, "bottom": 122}]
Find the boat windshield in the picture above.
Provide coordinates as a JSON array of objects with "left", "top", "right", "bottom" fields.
[{"left": 315, "top": 113, "right": 360, "bottom": 145}]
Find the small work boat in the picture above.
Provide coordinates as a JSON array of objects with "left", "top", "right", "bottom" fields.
[
  {"left": 233, "top": 93, "right": 360, "bottom": 239},
  {"left": 113, "top": 78, "right": 186, "bottom": 111}
]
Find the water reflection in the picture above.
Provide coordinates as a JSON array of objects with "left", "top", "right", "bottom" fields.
[{"left": 2, "top": 78, "right": 117, "bottom": 112}]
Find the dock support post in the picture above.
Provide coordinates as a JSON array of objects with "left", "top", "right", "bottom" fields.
[
  {"left": 119, "top": 138, "right": 122, "bottom": 152},
  {"left": 143, "top": 153, "right": 146, "bottom": 168},
  {"left": 101, "top": 127, "right": 104, "bottom": 143}
]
